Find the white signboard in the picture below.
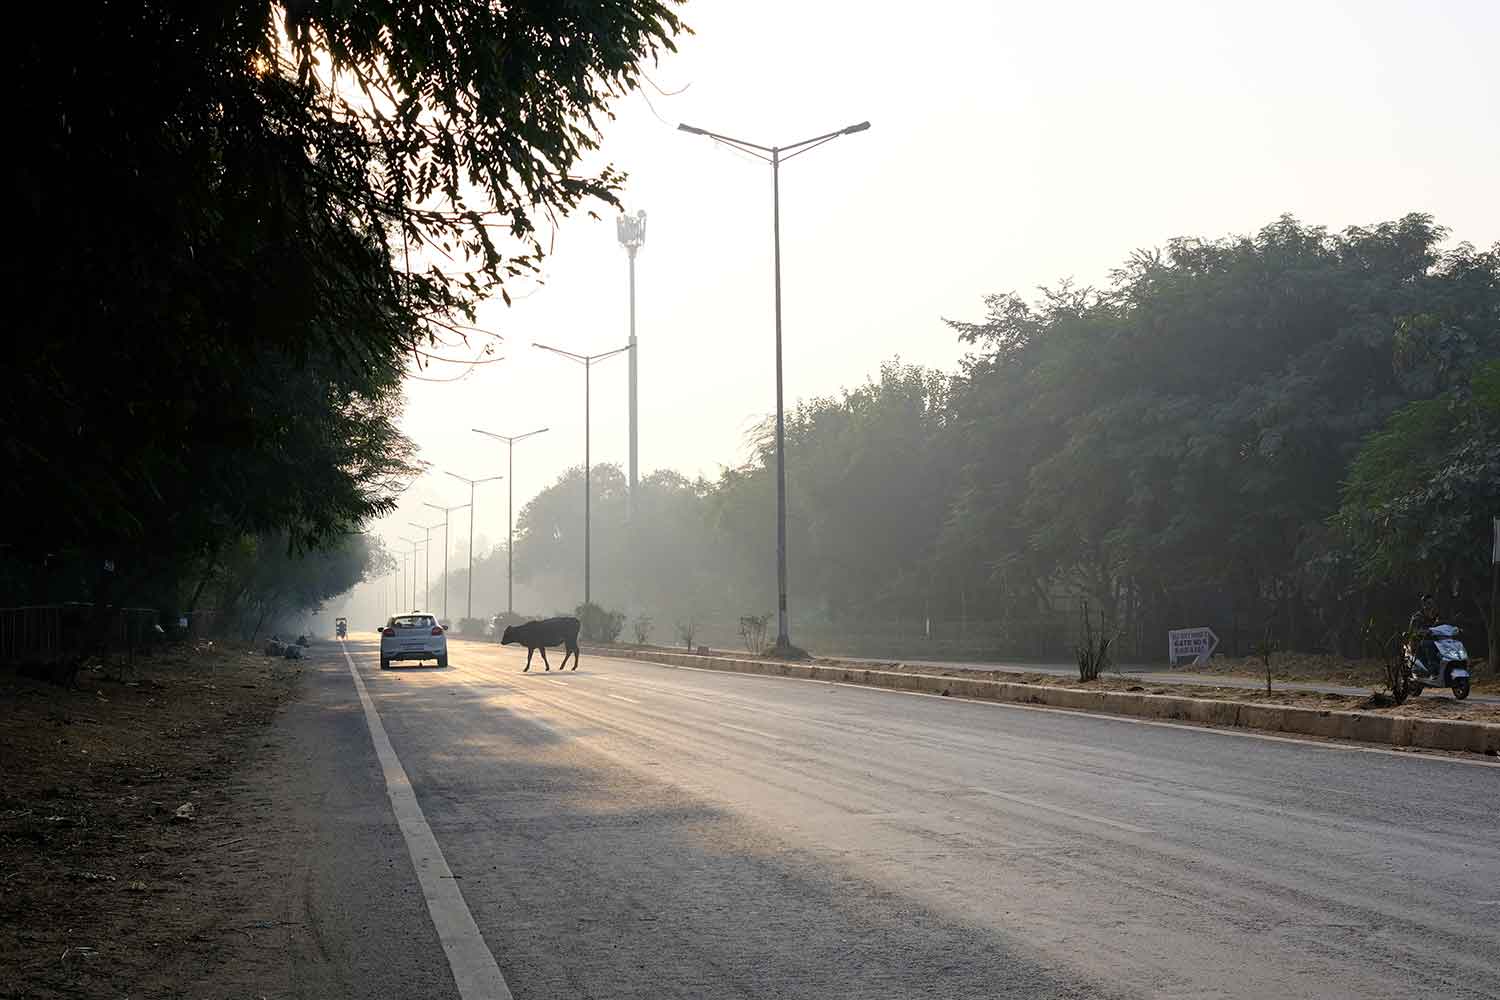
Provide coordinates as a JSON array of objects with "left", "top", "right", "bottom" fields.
[{"left": 1168, "top": 627, "right": 1219, "bottom": 666}]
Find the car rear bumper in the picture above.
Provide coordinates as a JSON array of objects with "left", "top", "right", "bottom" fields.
[{"left": 380, "top": 647, "right": 446, "bottom": 661}]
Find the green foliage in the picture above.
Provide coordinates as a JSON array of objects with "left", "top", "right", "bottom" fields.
[
  {"left": 576, "top": 603, "right": 625, "bottom": 644},
  {"left": 447, "top": 214, "right": 1500, "bottom": 663},
  {"left": 1076, "top": 602, "right": 1112, "bottom": 682},
  {"left": 6, "top": 1, "right": 686, "bottom": 611}
]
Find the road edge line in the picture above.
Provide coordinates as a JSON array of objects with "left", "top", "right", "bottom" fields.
[{"left": 340, "top": 642, "right": 513, "bottom": 1000}]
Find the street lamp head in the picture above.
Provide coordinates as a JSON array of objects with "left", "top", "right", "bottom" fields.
[
  {"left": 616, "top": 210, "right": 647, "bottom": 250},
  {"left": 677, "top": 123, "right": 707, "bottom": 136},
  {"left": 842, "top": 121, "right": 872, "bottom": 135}
]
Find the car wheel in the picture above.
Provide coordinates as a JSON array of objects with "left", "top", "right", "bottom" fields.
[
  {"left": 438, "top": 655, "right": 449, "bottom": 669},
  {"left": 380, "top": 658, "right": 390, "bottom": 670}
]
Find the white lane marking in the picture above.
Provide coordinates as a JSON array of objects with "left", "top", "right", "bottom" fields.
[
  {"left": 340, "top": 643, "right": 513, "bottom": 1000},
  {"left": 605, "top": 693, "right": 641, "bottom": 705},
  {"left": 586, "top": 655, "right": 1500, "bottom": 770},
  {"left": 978, "top": 788, "right": 1152, "bottom": 835},
  {"left": 719, "top": 722, "right": 783, "bottom": 742}
]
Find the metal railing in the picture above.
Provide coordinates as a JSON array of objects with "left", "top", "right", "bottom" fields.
[{"left": 0, "top": 603, "right": 161, "bottom": 666}]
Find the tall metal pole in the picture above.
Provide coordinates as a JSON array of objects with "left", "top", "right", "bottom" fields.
[
  {"left": 675, "top": 120, "right": 869, "bottom": 655},
  {"left": 467, "top": 483, "right": 475, "bottom": 621},
  {"left": 617, "top": 211, "right": 646, "bottom": 520},
  {"left": 771, "top": 145, "right": 789, "bottom": 649},
  {"left": 628, "top": 248, "right": 638, "bottom": 517},
  {"left": 472, "top": 428, "right": 548, "bottom": 618},
  {"left": 411, "top": 522, "right": 440, "bottom": 611},
  {"left": 585, "top": 357, "right": 592, "bottom": 607},
  {"left": 508, "top": 446, "right": 514, "bottom": 614},
  {"left": 443, "top": 471, "right": 502, "bottom": 624},
  {"left": 423, "top": 503, "right": 470, "bottom": 624},
  {"left": 528, "top": 346, "right": 626, "bottom": 612}
]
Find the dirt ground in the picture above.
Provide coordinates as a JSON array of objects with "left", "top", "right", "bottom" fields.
[
  {"left": 811, "top": 656, "right": 1500, "bottom": 724},
  {"left": 0, "top": 641, "right": 301, "bottom": 999}
]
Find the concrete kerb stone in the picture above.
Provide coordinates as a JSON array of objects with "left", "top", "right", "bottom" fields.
[{"left": 577, "top": 645, "right": 1498, "bottom": 754}]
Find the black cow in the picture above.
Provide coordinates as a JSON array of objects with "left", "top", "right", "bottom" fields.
[{"left": 502, "top": 616, "right": 581, "bottom": 672}]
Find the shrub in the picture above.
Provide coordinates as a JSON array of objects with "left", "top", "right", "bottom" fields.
[
  {"left": 576, "top": 602, "right": 625, "bottom": 643},
  {"left": 1076, "top": 601, "right": 1112, "bottom": 682},
  {"left": 739, "top": 613, "right": 771, "bottom": 655},
  {"left": 457, "top": 616, "right": 486, "bottom": 636},
  {"left": 632, "top": 613, "right": 653, "bottom": 645},
  {"left": 676, "top": 619, "right": 697, "bottom": 650}
]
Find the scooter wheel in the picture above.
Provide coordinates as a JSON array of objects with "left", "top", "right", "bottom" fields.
[{"left": 1452, "top": 678, "right": 1470, "bottom": 701}]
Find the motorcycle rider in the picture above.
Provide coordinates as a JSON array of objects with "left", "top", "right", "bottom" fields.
[{"left": 1408, "top": 593, "right": 1441, "bottom": 676}]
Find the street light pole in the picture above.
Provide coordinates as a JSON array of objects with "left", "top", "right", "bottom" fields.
[
  {"left": 423, "top": 502, "right": 470, "bottom": 623},
  {"left": 409, "top": 522, "right": 440, "bottom": 611},
  {"left": 444, "top": 471, "right": 504, "bottom": 622},
  {"left": 398, "top": 537, "right": 424, "bottom": 611},
  {"left": 471, "top": 427, "right": 549, "bottom": 616},
  {"left": 616, "top": 211, "right": 647, "bottom": 518},
  {"left": 676, "top": 118, "right": 870, "bottom": 654},
  {"left": 531, "top": 342, "right": 631, "bottom": 607}
]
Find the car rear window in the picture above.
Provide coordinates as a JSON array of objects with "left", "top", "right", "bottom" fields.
[{"left": 390, "top": 615, "right": 436, "bottom": 629}]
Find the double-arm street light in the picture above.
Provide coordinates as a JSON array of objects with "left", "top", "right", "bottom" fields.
[
  {"left": 443, "top": 471, "right": 504, "bottom": 622},
  {"left": 676, "top": 118, "right": 871, "bottom": 654},
  {"left": 616, "top": 210, "right": 647, "bottom": 518},
  {"left": 471, "top": 427, "right": 549, "bottom": 616},
  {"left": 532, "top": 342, "right": 632, "bottom": 607},
  {"left": 408, "top": 522, "right": 441, "bottom": 611},
  {"left": 422, "top": 501, "right": 470, "bottom": 623},
  {"left": 397, "top": 537, "right": 424, "bottom": 612}
]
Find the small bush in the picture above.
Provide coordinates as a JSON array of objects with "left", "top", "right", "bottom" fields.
[
  {"left": 1076, "top": 601, "right": 1112, "bottom": 682},
  {"left": 632, "top": 614, "right": 653, "bottom": 645},
  {"left": 457, "top": 616, "right": 486, "bottom": 636},
  {"left": 676, "top": 619, "right": 697, "bottom": 650},
  {"left": 739, "top": 613, "right": 771, "bottom": 655},
  {"left": 576, "top": 602, "right": 625, "bottom": 643}
]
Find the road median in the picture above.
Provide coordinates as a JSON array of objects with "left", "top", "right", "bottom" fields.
[{"left": 581, "top": 645, "right": 1500, "bottom": 756}]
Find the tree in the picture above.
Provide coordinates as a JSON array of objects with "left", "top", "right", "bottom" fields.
[
  {"left": 1340, "top": 360, "right": 1500, "bottom": 664},
  {"left": 6, "top": 1, "right": 686, "bottom": 608}
]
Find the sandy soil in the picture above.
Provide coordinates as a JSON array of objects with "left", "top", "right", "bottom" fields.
[{"left": 0, "top": 641, "right": 301, "bottom": 999}]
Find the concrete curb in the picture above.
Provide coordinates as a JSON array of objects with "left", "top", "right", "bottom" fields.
[{"left": 581, "top": 645, "right": 1500, "bottom": 755}]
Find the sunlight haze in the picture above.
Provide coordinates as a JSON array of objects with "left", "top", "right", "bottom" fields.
[{"left": 382, "top": 0, "right": 1500, "bottom": 565}]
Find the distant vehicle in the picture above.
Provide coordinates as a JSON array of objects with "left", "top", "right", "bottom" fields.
[
  {"left": 335, "top": 617, "right": 347, "bottom": 638},
  {"left": 501, "top": 616, "right": 581, "bottom": 672},
  {"left": 380, "top": 612, "right": 448, "bottom": 670}
]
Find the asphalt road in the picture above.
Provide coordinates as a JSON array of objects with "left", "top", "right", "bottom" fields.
[{"left": 313, "top": 637, "right": 1499, "bottom": 999}]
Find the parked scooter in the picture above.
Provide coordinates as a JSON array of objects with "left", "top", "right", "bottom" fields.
[{"left": 1401, "top": 623, "right": 1472, "bottom": 701}]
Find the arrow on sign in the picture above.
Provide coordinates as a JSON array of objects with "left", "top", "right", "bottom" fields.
[{"left": 1168, "top": 627, "right": 1220, "bottom": 667}]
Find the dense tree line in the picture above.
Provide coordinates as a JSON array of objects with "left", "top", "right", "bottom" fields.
[
  {"left": 5, "top": 2, "right": 685, "bottom": 629},
  {"left": 476, "top": 215, "right": 1500, "bottom": 661}
]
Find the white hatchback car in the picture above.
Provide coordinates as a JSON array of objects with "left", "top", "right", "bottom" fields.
[{"left": 380, "top": 612, "right": 448, "bottom": 669}]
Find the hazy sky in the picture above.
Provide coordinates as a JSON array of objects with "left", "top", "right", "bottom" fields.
[{"left": 375, "top": 0, "right": 1500, "bottom": 569}]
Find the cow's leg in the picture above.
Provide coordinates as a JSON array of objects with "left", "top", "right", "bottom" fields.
[
  {"left": 523, "top": 647, "right": 533, "bottom": 672},
  {"left": 540, "top": 647, "right": 551, "bottom": 671},
  {"left": 559, "top": 646, "right": 573, "bottom": 671},
  {"left": 567, "top": 641, "right": 579, "bottom": 670}
]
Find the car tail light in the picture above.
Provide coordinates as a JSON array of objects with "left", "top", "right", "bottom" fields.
[
  {"left": 431, "top": 626, "right": 444, "bottom": 636},
  {"left": 382, "top": 627, "right": 395, "bottom": 637}
]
